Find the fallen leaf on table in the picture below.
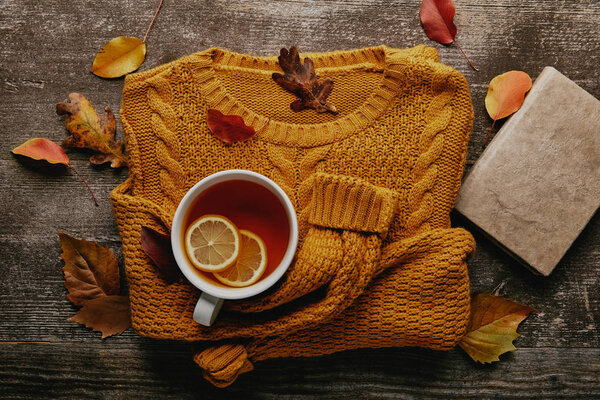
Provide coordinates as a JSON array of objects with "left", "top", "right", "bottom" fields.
[
  {"left": 91, "top": 36, "right": 147, "bottom": 78},
  {"left": 459, "top": 292, "right": 537, "bottom": 363},
  {"left": 12, "top": 138, "right": 69, "bottom": 165},
  {"left": 272, "top": 46, "right": 338, "bottom": 114},
  {"left": 68, "top": 295, "right": 131, "bottom": 339},
  {"left": 11, "top": 139, "right": 98, "bottom": 206},
  {"left": 141, "top": 226, "right": 181, "bottom": 283},
  {"left": 59, "top": 232, "right": 120, "bottom": 306},
  {"left": 419, "top": 0, "right": 478, "bottom": 71},
  {"left": 56, "top": 93, "right": 128, "bottom": 168},
  {"left": 206, "top": 109, "right": 268, "bottom": 144},
  {"left": 483, "top": 71, "right": 532, "bottom": 146}
]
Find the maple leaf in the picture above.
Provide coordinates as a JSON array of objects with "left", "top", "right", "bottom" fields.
[
  {"left": 56, "top": 93, "right": 128, "bottom": 168},
  {"left": 483, "top": 71, "right": 532, "bottom": 146},
  {"left": 59, "top": 232, "right": 120, "bottom": 306},
  {"left": 91, "top": 36, "right": 147, "bottom": 79},
  {"left": 12, "top": 138, "right": 98, "bottom": 206},
  {"left": 68, "top": 295, "right": 131, "bottom": 339},
  {"left": 140, "top": 226, "right": 182, "bottom": 283},
  {"left": 272, "top": 46, "right": 338, "bottom": 114},
  {"left": 459, "top": 293, "right": 537, "bottom": 363},
  {"left": 206, "top": 109, "right": 268, "bottom": 144},
  {"left": 419, "top": 0, "right": 478, "bottom": 71}
]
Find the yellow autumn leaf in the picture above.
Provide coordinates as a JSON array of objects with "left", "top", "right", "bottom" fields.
[
  {"left": 459, "top": 293, "right": 536, "bottom": 363},
  {"left": 91, "top": 36, "right": 146, "bottom": 78}
]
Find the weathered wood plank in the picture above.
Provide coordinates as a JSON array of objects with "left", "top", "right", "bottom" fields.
[
  {"left": 1, "top": 343, "right": 599, "bottom": 399},
  {"left": 1, "top": 0, "right": 599, "bottom": 397}
]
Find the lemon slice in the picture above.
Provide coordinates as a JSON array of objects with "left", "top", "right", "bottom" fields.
[
  {"left": 185, "top": 215, "right": 241, "bottom": 272},
  {"left": 213, "top": 230, "right": 267, "bottom": 287}
]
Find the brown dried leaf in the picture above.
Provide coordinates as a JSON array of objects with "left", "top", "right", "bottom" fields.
[
  {"left": 68, "top": 295, "right": 131, "bottom": 339},
  {"left": 272, "top": 46, "right": 338, "bottom": 114},
  {"left": 56, "top": 93, "right": 128, "bottom": 168},
  {"left": 459, "top": 293, "right": 537, "bottom": 363},
  {"left": 58, "top": 232, "right": 120, "bottom": 306}
]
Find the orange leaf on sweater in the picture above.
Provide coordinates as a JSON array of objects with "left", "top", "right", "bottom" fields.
[
  {"left": 419, "top": 0, "right": 478, "bottom": 71},
  {"left": 459, "top": 293, "right": 536, "bottom": 363},
  {"left": 207, "top": 109, "right": 267, "bottom": 144},
  {"left": 483, "top": 71, "right": 532, "bottom": 145},
  {"left": 68, "top": 295, "right": 131, "bottom": 339},
  {"left": 56, "top": 93, "right": 128, "bottom": 168},
  {"left": 59, "top": 232, "right": 120, "bottom": 306},
  {"left": 272, "top": 46, "right": 338, "bottom": 114}
]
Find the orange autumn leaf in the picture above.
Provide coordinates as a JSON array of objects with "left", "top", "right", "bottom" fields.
[
  {"left": 12, "top": 138, "right": 69, "bottom": 165},
  {"left": 68, "top": 295, "right": 131, "bottom": 339},
  {"left": 56, "top": 93, "right": 128, "bottom": 168},
  {"left": 91, "top": 36, "right": 146, "bottom": 78},
  {"left": 12, "top": 138, "right": 98, "bottom": 206},
  {"left": 59, "top": 232, "right": 120, "bottom": 306},
  {"left": 483, "top": 71, "right": 532, "bottom": 145},
  {"left": 459, "top": 293, "right": 537, "bottom": 363}
]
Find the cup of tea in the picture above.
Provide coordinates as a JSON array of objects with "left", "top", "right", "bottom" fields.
[{"left": 171, "top": 170, "right": 299, "bottom": 326}]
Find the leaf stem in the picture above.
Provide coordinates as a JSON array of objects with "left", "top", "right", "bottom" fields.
[
  {"left": 68, "top": 165, "right": 99, "bottom": 207},
  {"left": 454, "top": 41, "right": 479, "bottom": 72},
  {"left": 143, "top": 0, "right": 164, "bottom": 43},
  {"left": 483, "top": 119, "right": 497, "bottom": 147}
]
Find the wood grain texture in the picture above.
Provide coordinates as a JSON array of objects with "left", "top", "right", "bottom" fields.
[{"left": 1, "top": 0, "right": 599, "bottom": 398}]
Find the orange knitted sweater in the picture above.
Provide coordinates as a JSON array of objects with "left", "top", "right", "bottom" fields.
[{"left": 111, "top": 45, "right": 475, "bottom": 387}]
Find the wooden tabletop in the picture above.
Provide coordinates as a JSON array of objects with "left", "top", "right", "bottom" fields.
[{"left": 1, "top": 0, "right": 599, "bottom": 398}]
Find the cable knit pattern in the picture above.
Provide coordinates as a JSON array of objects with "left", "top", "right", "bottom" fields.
[
  {"left": 111, "top": 45, "right": 475, "bottom": 387},
  {"left": 147, "top": 75, "right": 186, "bottom": 213}
]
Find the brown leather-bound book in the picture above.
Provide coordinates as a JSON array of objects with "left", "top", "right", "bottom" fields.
[{"left": 455, "top": 67, "right": 600, "bottom": 276}]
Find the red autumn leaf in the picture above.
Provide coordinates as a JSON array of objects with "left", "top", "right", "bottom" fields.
[
  {"left": 11, "top": 138, "right": 98, "bottom": 206},
  {"left": 207, "top": 109, "right": 267, "bottom": 144},
  {"left": 419, "top": 0, "right": 478, "bottom": 71},
  {"left": 140, "top": 226, "right": 181, "bottom": 283},
  {"left": 68, "top": 295, "right": 131, "bottom": 339}
]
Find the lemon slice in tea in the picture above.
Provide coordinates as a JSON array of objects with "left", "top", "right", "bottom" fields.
[
  {"left": 185, "top": 215, "right": 241, "bottom": 272},
  {"left": 213, "top": 229, "right": 267, "bottom": 287}
]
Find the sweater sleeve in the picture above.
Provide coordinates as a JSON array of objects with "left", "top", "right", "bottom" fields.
[{"left": 225, "top": 172, "right": 397, "bottom": 314}]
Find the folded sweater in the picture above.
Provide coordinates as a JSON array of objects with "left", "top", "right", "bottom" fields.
[{"left": 111, "top": 44, "right": 475, "bottom": 387}]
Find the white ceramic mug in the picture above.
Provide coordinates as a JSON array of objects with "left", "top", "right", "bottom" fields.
[{"left": 171, "top": 170, "right": 298, "bottom": 326}]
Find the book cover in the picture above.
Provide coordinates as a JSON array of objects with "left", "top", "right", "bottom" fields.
[{"left": 455, "top": 67, "right": 600, "bottom": 276}]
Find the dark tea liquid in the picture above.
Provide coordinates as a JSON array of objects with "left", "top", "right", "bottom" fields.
[{"left": 183, "top": 179, "right": 290, "bottom": 287}]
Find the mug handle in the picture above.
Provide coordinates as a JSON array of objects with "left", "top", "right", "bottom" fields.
[{"left": 193, "top": 293, "right": 225, "bottom": 326}]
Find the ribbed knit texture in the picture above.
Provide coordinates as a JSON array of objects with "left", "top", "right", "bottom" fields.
[{"left": 111, "top": 45, "right": 475, "bottom": 387}]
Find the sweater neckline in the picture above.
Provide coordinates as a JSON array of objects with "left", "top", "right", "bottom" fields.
[{"left": 186, "top": 45, "right": 406, "bottom": 147}]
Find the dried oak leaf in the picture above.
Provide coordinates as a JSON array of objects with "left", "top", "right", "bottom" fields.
[
  {"left": 56, "top": 93, "right": 128, "bottom": 168},
  {"left": 68, "top": 295, "right": 131, "bottom": 339},
  {"left": 272, "top": 46, "right": 338, "bottom": 114},
  {"left": 459, "top": 293, "right": 537, "bottom": 363},
  {"left": 140, "top": 226, "right": 182, "bottom": 283},
  {"left": 58, "top": 232, "right": 120, "bottom": 306}
]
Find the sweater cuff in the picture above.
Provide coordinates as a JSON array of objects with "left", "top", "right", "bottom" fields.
[{"left": 309, "top": 173, "right": 398, "bottom": 234}]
